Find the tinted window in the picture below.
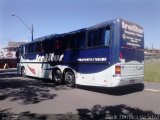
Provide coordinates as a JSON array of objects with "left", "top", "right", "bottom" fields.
[
  {"left": 69, "top": 35, "right": 77, "bottom": 49},
  {"left": 26, "top": 43, "right": 35, "bottom": 53},
  {"left": 35, "top": 42, "right": 42, "bottom": 53},
  {"left": 66, "top": 32, "right": 86, "bottom": 50},
  {"left": 77, "top": 32, "right": 86, "bottom": 49},
  {"left": 98, "top": 27, "right": 111, "bottom": 46},
  {"left": 88, "top": 30, "right": 98, "bottom": 47},
  {"left": 43, "top": 38, "right": 54, "bottom": 53},
  {"left": 104, "top": 30, "right": 111, "bottom": 46},
  {"left": 87, "top": 26, "right": 111, "bottom": 48}
]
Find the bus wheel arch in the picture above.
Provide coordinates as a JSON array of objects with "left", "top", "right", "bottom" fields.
[
  {"left": 63, "top": 68, "right": 76, "bottom": 87},
  {"left": 52, "top": 68, "right": 63, "bottom": 85},
  {"left": 21, "top": 66, "right": 26, "bottom": 77}
]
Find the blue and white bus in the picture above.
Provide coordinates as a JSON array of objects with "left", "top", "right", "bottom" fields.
[{"left": 17, "top": 18, "right": 144, "bottom": 87}]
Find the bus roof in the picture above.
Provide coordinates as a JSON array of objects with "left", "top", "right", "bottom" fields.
[
  {"left": 88, "top": 18, "right": 143, "bottom": 30},
  {"left": 24, "top": 18, "right": 142, "bottom": 45}
]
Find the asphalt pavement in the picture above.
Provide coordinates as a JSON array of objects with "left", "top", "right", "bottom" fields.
[
  {"left": 0, "top": 69, "right": 160, "bottom": 120},
  {"left": 1, "top": 68, "right": 160, "bottom": 92}
]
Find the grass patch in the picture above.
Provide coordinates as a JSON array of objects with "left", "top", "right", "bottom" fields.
[{"left": 144, "top": 59, "right": 160, "bottom": 82}]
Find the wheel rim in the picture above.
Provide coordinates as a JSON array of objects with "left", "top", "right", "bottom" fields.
[
  {"left": 65, "top": 72, "right": 75, "bottom": 86},
  {"left": 54, "top": 74, "right": 61, "bottom": 82},
  {"left": 22, "top": 68, "right": 25, "bottom": 76},
  {"left": 53, "top": 70, "right": 62, "bottom": 84}
]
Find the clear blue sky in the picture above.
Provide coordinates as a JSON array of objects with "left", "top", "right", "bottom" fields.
[{"left": 0, "top": 0, "right": 160, "bottom": 49}]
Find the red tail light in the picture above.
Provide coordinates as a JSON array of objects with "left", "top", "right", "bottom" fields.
[{"left": 115, "top": 65, "right": 121, "bottom": 75}]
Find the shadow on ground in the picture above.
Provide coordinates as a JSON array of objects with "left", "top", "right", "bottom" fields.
[
  {"left": 1, "top": 104, "right": 159, "bottom": 120},
  {"left": 0, "top": 72, "right": 72, "bottom": 104},
  {"left": 0, "top": 71, "right": 20, "bottom": 78},
  {"left": 77, "top": 83, "right": 144, "bottom": 96},
  {"left": 77, "top": 104, "right": 160, "bottom": 120}
]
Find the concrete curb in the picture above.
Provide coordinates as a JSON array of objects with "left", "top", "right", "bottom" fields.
[{"left": 144, "top": 89, "right": 160, "bottom": 93}]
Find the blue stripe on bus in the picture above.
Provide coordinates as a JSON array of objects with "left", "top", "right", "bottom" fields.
[{"left": 23, "top": 47, "right": 112, "bottom": 74}]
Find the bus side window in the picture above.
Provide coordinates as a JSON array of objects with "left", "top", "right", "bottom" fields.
[
  {"left": 88, "top": 30, "right": 98, "bottom": 47},
  {"left": 77, "top": 32, "right": 86, "bottom": 49},
  {"left": 70, "top": 33, "right": 85, "bottom": 49},
  {"left": 23, "top": 45, "right": 25, "bottom": 54},
  {"left": 61, "top": 36, "right": 69, "bottom": 50},
  {"left": 35, "top": 42, "right": 43, "bottom": 53},
  {"left": 48, "top": 38, "right": 54, "bottom": 53},
  {"left": 98, "top": 27, "right": 111, "bottom": 46},
  {"left": 42, "top": 40, "right": 47, "bottom": 53},
  {"left": 69, "top": 35, "right": 77, "bottom": 49},
  {"left": 25, "top": 44, "right": 28, "bottom": 54},
  {"left": 43, "top": 39, "right": 53, "bottom": 53},
  {"left": 104, "top": 29, "right": 111, "bottom": 46},
  {"left": 54, "top": 39, "right": 63, "bottom": 54},
  {"left": 27, "top": 43, "right": 35, "bottom": 53}
]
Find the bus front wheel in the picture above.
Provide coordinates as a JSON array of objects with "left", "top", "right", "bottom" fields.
[
  {"left": 52, "top": 69, "right": 62, "bottom": 85},
  {"left": 64, "top": 71, "right": 75, "bottom": 87},
  {"left": 21, "top": 67, "right": 26, "bottom": 77}
]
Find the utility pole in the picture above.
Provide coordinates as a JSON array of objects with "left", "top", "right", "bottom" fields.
[{"left": 11, "top": 13, "right": 34, "bottom": 41}]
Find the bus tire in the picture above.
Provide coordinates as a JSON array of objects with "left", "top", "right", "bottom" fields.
[
  {"left": 52, "top": 69, "right": 62, "bottom": 85},
  {"left": 64, "top": 70, "right": 75, "bottom": 87},
  {"left": 21, "top": 67, "right": 26, "bottom": 77}
]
